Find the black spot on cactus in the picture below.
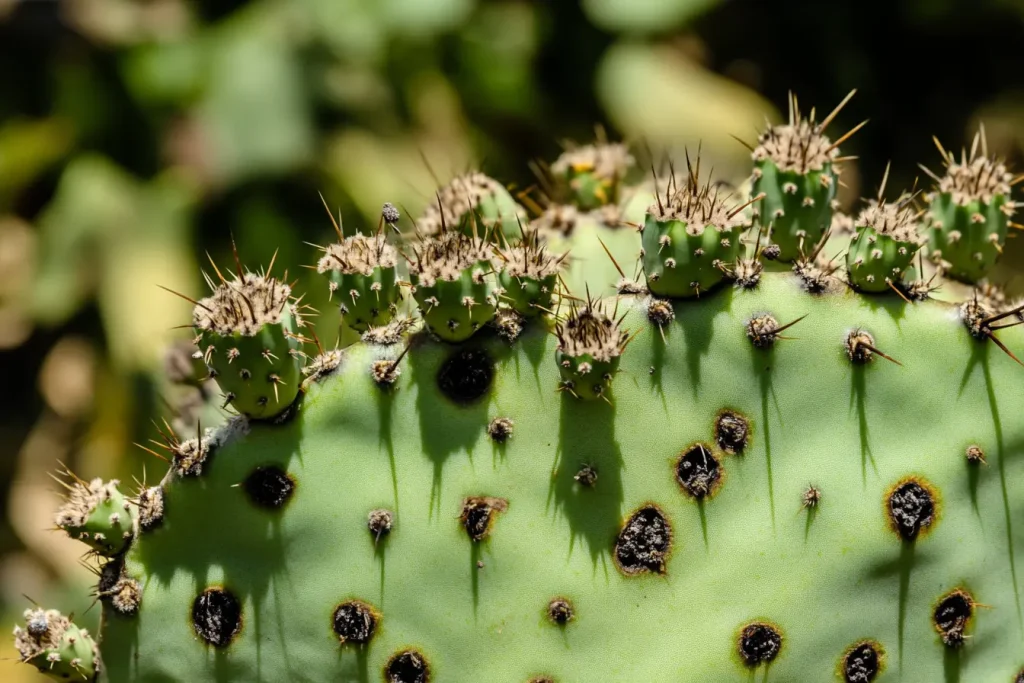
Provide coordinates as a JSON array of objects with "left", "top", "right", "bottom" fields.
[
  {"left": 385, "top": 649, "right": 430, "bottom": 683},
  {"left": 738, "top": 621, "right": 783, "bottom": 668},
  {"left": 1015, "top": 666, "right": 1024, "bottom": 683},
  {"left": 529, "top": 678, "right": 555, "bottom": 683},
  {"left": 437, "top": 348, "right": 494, "bottom": 405},
  {"left": 242, "top": 465, "right": 295, "bottom": 510},
  {"left": 614, "top": 505, "right": 671, "bottom": 575},
  {"left": 715, "top": 410, "right": 750, "bottom": 454},
  {"left": 546, "top": 597, "right": 575, "bottom": 625},
  {"left": 332, "top": 600, "right": 378, "bottom": 645},
  {"left": 676, "top": 443, "right": 722, "bottom": 500},
  {"left": 841, "top": 640, "right": 883, "bottom": 682},
  {"left": 934, "top": 589, "right": 975, "bottom": 648},
  {"left": 192, "top": 588, "right": 242, "bottom": 648},
  {"left": 886, "top": 477, "right": 938, "bottom": 541},
  {"left": 460, "top": 496, "right": 508, "bottom": 542}
]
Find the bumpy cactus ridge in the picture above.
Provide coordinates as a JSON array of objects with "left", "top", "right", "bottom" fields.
[{"left": 19, "top": 99, "right": 1024, "bottom": 683}]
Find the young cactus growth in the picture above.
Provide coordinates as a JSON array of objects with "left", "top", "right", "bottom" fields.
[
  {"left": 751, "top": 91, "right": 863, "bottom": 261},
  {"left": 14, "top": 608, "right": 100, "bottom": 681},
  {"left": 408, "top": 230, "right": 499, "bottom": 342},
  {"left": 846, "top": 170, "right": 923, "bottom": 293},
  {"left": 496, "top": 228, "right": 565, "bottom": 317},
  {"left": 925, "top": 131, "right": 1017, "bottom": 283},
  {"left": 192, "top": 260, "right": 305, "bottom": 420},
  {"left": 54, "top": 476, "right": 135, "bottom": 557},
  {"left": 417, "top": 172, "right": 526, "bottom": 240},
  {"left": 548, "top": 141, "right": 635, "bottom": 211},
  {"left": 555, "top": 297, "right": 629, "bottom": 400},
  {"left": 315, "top": 205, "right": 400, "bottom": 332},
  {"left": 641, "top": 155, "right": 752, "bottom": 297}
]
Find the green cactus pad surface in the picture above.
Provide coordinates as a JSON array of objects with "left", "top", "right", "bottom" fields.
[{"left": 92, "top": 272, "right": 1024, "bottom": 683}]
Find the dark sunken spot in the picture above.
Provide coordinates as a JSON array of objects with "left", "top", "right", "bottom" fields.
[
  {"left": 842, "top": 641, "right": 882, "bottom": 682},
  {"left": 192, "top": 588, "right": 242, "bottom": 648},
  {"left": 437, "top": 348, "right": 494, "bottom": 404},
  {"left": 529, "top": 678, "right": 555, "bottom": 683},
  {"left": 676, "top": 443, "right": 721, "bottom": 499},
  {"left": 547, "top": 598, "right": 575, "bottom": 625},
  {"left": 615, "top": 505, "right": 671, "bottom": 575},
  {"left": 386, "top": 649, "right": 430, "bottom": 683},
  {"left": 242, "top": 465, "right": 295, "bottom": 509},
  {"left": 934, "top": 590, "right": 974, "bottom": 648},
  {"left": 887, "top": 478, "right": 936, "bottom": 541},
  {"left": 738, "top": 622, "right": 782, "bottom": 668},
  {"left": 460, "top": 496, "right": 508, "bottom": 542},
  {"left": 1015, "top": 667, "right": 1024, "bottom": 683},
  {"left": 715, "top": 411, "right": 749, "bottom": 454},
  {"left": 332, "top": 600, "right": 378, "bottom": 645}
]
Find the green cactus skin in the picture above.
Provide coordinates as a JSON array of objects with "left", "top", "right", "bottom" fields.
[
  {"left": 76, "top": 271, "right": 1024, "bottom": 683},
  {"left": 549, "top": 142, "right": 635, "bottom": 212},
  {"left": 641, "top": 172, "right": 748, "bottom": 298},
  {"left": 846, "top": 192, "right": 923, "bottom": 294},
  {"left": 926, "top": 134, "right": 1017, "bottom": 284},
  {"left": 750, "top": 93, "right": 861, "bottom": 263},
  {"left": 14, "top": 609, "right": 100, "bottom": 681},
  {"left": 409, "top": 232, "right": 499, "bottom": 342},
  {"left": 54, "top": 478, "right": 136, "bottom": 557},
  {"left": 193, "top": 271, "right": 305, "bottom": 419},
  {"left": 417, "top": 172, "right": 527, "bottom": 240},
  {"left": 317, "top": 233, "right": 401, "bottom": 333}
]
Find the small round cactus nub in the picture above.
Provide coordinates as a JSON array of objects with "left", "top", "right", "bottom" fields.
[
  {"left": 926, "top": 130, "right": 1016, "bottom": 284},
  {"left": 546, "top": 597, "right": 575, "bottom": 625},
  {"left": 751, "top": 91, "right": 861, "bottom": 261},
  {"left": 847, "top": 183, "right": 923, "bottom": 293},
  {"left": 408, "top": 232, "right": 499, "bottom": 342},
  {"left": 642, "top": 159, "right": 751, "bottom": 298},
  {"left": 14, "top": 608, "right": 100, "bottom": 681},
  {"left": 555, "top": 298, "right": 629, "bottom": 400},
  {"left": 192, "top": 267, "right": 305, "bottom": 420},
  {"left": 54, "top": 476, "right": 135, "bottom": 556},
  {"left": 496, "top": 230, "right": 564, "bottom": 317},
  {"left": 416, "top": 171, "right": 526, "bottom": 239},
  {"left": 487, "top": 416, "right": 514, "bottom": 443},
  {"left": 316, "top": 231, "right": 400, "bottom": 333},
  {"left": 549, "top": 142, "right": 635, "bottom": 211}
]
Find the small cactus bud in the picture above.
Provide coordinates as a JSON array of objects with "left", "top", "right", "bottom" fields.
[
  {"left": 55, "top": 476, "right": 135, "bottom": 556},
  {"left": 14, "top": 609, "right": 100, "bottom": 681}
]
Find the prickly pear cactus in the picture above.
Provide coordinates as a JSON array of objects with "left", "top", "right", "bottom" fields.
[{"left": 17, "top": 97, "right": 1024, "bottom": 683}]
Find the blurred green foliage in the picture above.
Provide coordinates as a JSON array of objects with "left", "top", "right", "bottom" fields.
[{"left": 2, "top": 0, "right": 1024, "bottom": 679}]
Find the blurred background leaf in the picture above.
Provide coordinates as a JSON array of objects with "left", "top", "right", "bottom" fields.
[{"left": 3, "top": 0, "right": 1024, "bottom": 679}]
